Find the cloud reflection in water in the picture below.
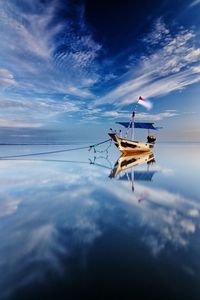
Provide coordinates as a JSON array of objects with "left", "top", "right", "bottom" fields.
[{"left": 0, "top": 145, "right": 200, "bottom": 298}]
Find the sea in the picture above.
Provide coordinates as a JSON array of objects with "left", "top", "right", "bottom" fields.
[{"left": 0, "top": 142, "right": 200, "bottom": 300}]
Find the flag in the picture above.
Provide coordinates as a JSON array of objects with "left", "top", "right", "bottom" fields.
[{"left": 138, "top": 96, "right": 152, "bottom": 110}]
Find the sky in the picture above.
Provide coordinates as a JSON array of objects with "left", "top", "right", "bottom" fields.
[{"left": 0, "top": 0, "right": 200, "bottom": 143}]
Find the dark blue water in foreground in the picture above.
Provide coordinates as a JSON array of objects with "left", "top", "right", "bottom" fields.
[{"left": 0, "top": 143, "right": 200, "bottom": 300}]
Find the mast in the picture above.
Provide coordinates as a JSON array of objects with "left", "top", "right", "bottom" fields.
[
  {"left": 131, "top": 98, "right": 139, "bottom": 140},
  {"left": 131, "top": 113, "right": 134, "bottom": 140}
]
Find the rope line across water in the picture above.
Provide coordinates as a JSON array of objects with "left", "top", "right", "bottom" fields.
[{"left": 0, "top": 139, "right": 112, "bottom": 160}]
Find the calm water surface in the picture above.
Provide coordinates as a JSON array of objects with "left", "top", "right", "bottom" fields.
[{"left": 0, "top": 143, "right": 200, "bottom": 300}]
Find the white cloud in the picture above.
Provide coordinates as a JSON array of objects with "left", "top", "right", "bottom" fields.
[
  {"left": 187, "top": 209, "right": 199, "bottom": 217},
  {"left": 0, "top": 119, "right": 42, "bottom": 128},
  {"left": 0, "top": 197, "right": 21, "bottom": 217},
  {"left": 136, "top": 111, "right": 179, "bottom": 121},
  {"left": 0, "top": 0, "right": 101, "bottom": 99},
  {"left": 191, "top": 65, "right": 200, "bottom": 73},
  {"left": 0, "top": 68, "right": 16, "bottom": 88},
  {"left": 142, "top": 18, "right": 170, "bottom": 46},
  {"left": 189, "top": 0, "right": 200, "bottom": 7},
  {"left": 185, "top": 48, "right": 200, "bottom": 62},
  {"left": 95, "top": 19, "right": 200, "bottom": 107},
  {"left": 0, "top": 94, "right": 86, "bottom": 127},
  {"left": 103, "top": 111, "right": 130, "bottom": 118},
  {"left": 0, "top": 0, "right": 60, "bottom": 64},
  {"left": 100, "top": 109, "right": 178, "bottom": 121},
  {"left": 66, "top": 85, "right": 93, "bottom": 98}
]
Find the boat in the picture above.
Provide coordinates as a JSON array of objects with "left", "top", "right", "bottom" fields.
[
  {"left": 108, "top": 97, "right": 160, "bottom": 154},
  {"left": 108, "top": 132, "right": 154, "bottom": 155},
  {"left": 108, "top": 121, "right": 159, "bottom": 154}
]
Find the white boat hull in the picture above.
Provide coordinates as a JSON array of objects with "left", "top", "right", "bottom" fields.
[{"left": 108, "top": 133, "right": 154, "bottom": 154}]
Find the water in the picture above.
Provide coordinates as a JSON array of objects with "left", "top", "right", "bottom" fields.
[{"left": 0, "top": 143, "right": 200, "bottom": 300}]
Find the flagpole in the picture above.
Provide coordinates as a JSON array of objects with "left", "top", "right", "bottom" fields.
[
  {"left": 131, "top": 98, "right": 140, "bottom": 140},
  {"left": 131, "top": 113, "right": 134, "bottom": 140}
]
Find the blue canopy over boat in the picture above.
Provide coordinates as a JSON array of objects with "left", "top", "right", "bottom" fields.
[{"left": 116, "top": 122, "right": 158, "bottom": 130}]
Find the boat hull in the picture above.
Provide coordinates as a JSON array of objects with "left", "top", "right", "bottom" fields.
[{"left": 108, "top": 133, "right": 154, "bottom": 154}]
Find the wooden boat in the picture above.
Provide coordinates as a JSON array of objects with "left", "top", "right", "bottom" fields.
[
  {"left": 108, "top": 112, "right": 160, "bottom": 154},
  {"left": 108, "top": 132, "right": 154, "bottom": 155},
  {"left": 108, "top": 97, "right": 161, "bottom": 154}
]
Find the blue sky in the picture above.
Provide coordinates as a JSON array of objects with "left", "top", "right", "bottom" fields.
[{"left": 0, "top": 0, "right": 200, "bottom": 142}]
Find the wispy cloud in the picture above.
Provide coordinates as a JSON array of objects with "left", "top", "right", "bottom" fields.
[
  {"left": 134, "top": 111, "right": 179, "bottom": 121},
  {"left": 96, "top": 18, "right": 200, "bottom": 107},
  {"left": 0, "top": 2, "right": 200, "bottom": 131},
  {"left": 0, "top": 0, "right": 101, "bottom": 97},
  {"left": 98, "top": 109, "right": 179, "bottom": 121},
  {"left": 189, "top": 0, "right": 200, "bottom": 7},
  {"left": 0, "top": 93, "right": 85, "bottom": 127},
  {"left": 0, "top": 0, "right": 102, "bottom": 127},
  {"left": 0, "top": 119, "right": 42, "bottom": 128},
  {"left": 0, "top": 68, "right": 16, "bottom": 88}
]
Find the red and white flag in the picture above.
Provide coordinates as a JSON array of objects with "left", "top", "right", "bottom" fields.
[{"left": 138, "top": 96, "right": 152, "bottom": 110}]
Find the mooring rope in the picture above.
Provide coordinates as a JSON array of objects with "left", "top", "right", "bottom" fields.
[
  {"left": 89, "top": 139, "right": 112, "bottom": 154},
  {"left": 0, "top": 139, "right": 112, "bottom": 160}
]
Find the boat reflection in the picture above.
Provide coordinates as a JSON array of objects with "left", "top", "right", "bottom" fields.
[{"left": 109, "top": 151, "right": 156, "bottom": 192}]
